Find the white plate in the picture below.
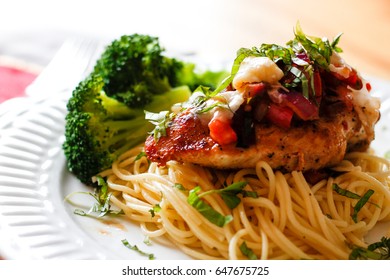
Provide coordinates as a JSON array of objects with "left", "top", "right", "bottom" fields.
[
  {"left": 0, "top": 95, "right": 191, "bottom": 260},
  {"left": 0, "top": 77, "right": 389, "bottom": 259}
]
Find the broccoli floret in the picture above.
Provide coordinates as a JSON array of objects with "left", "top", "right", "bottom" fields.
[
  {"left": 63, "top": 74, "right": 191, "bottom": 185},
  {"left": 93, "top": 34, "right": 227, "bottom": 107},
  {"left": 176, "top": 62, "right": 230, "bottom": 91},
  {"left": 63, "top": 34, "right": 227, "bottom": 185}
]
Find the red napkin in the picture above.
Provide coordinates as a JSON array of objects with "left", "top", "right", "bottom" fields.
[
  {"left": 0, "top": 65, "right": 38, "bottom": 103},
  {"left": 0, "top": 64, "right": 39, "bottom": 259}
]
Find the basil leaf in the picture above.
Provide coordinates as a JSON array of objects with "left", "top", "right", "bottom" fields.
[
  {"left": 220, "top": 181, "right": 248, "bottom": 194},
  {"left": 220, "top": 193, "right": 242, "bottom": 209},
  {"left": 289, "top": 22, "right": 333, "bottom": 69},
  {"left": 333, "top": 183, "right": 375, "bottom": 220},
  {"left": 349, "top": 237, "right": 390, "bottom": 260},
  {"left": 197, "top": 101, "right": 228, "bottom": 114},
  {"left": 301, "top": 74, "right": 309, "bottom": 99},
  {"left": 122, "top": 239, "right": 155, "bottom": 260},
  {"left": 188, "top": 186, "right": 233, "bottom": 227},
  {"left": 211, "top": 75, "right": 233, "bottom": 96},
  {"left": 201, "top": 181, "right": 252, "bottom": 209},
  {"left": 331, "top": 32, "right": 343, "bottom": 53},
  {"left": 332, "top": 183, "right": 361, "bottom": 199},
  {"left": 135, "top": 151, "right": 147, "bottom": 161},
  {"left": 74, "top": 208, "right": 88, "bottom": 216},
  {"left": 368, "top": 237, "right": 390, "bottom": 254},
  {"left": 333, "top": 183, "right": 379, "bottom": 215},
  {"left": 240, "top": 241, "right": 258, "bottom": 260},
  {"left": 174, "top": 183, "right": 186, "bottom": 191},
  {"left": 145, "top": 110, "right": 173, "bottom": 142},
  {"left": 69, "top": 176, "right": 123, "bottom": 218},
  {"left": 218, "top": 181, "right": 257, "bottom": 208},
  {"left": 212, "top": 47, "right": 263, "bottom": 95},
  {"left": 349, "top": 246, "right": 383, "bottom": 260},
  {"left": 198, "top": 181, "right": 254, "bottom": 210},
  {"left": 243, "top": 191, "right": 258, "bottom": 198},
  {"left": 258, "top": 43, "right": 293, "bottom": 64},
  {"left": 352, "top": 189, "right": 374, "bottom": 223},
  {"left": 149, "top": 204, "right": 161, "bottom": 218},
  {"left": 96, "top": 175, "right": 109, "bottom": 202}
]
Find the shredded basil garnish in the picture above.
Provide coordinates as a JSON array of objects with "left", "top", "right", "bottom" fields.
[
  {"left": 68, "top": 176, "right": 123, "bottom": 218},
  {"left": 198, "top": 181, "right": 256, "bottom": 209},
  {"left": 332, "top": 183, "right": 361, "bottom": 199},
  {"left": 174, "top": 183, "right": 186, "bottom": 191},
  {"left": 331, "top": 32, "right": 344, "bottom": 53},
  {"left": 258, "top": 43, "right": 294, "bottom": 65},
  {"left": 149, "top": 204, "right": 161, "bottom": 218},
  {"left": 351, "top": 189, "right": 374, "bottom": 223},
  {"left": 145, "top": 110, "right": 174, "bottom": 141},
  {"left": 135, "top": 151, "right": 147, "bottom": 161},
  {"left": 186, "top": 182, "right": 257, "bottom": 227},
  {"left": 146, "top": 22, "right": 346, "bottom": 139},
  {"left": 122, "top": 239, "right": 155, "bottom": 260},
  {"left": 143, "top": 235, "right": 152, "bottom": 246},
  {"left": 349, "top": 237, "right": 390, "bottom": 260},
  {"left": 332, "top": 183, "right": 376, "bottom": 223},
  {"left": 213, "top": 22, "right": 342, "bottom": 100},
  {"left": 187, "top": 186, "right": 233, "bottom": 227},
  {"left": 240, "top": 241, "right": 258, "bottom": 260},
  {"left": 288, "top": 22, "right": 342, "bottom": 68}
]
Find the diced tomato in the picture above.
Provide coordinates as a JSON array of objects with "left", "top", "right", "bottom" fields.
[
  {"left": 283, "top": 92, "right": 319, "bottom": 121},
  {"left": 345, "top": 70, "right": 362, "bottom": 90},
  {"left": 208, "top": 118, "right": 237, "bottom": 145},
  {"left": 265, "top": 104, "right": 294, "bottom": 129},
  {"left": 245, "top": 82, "right": 267, "bottom": 98}
]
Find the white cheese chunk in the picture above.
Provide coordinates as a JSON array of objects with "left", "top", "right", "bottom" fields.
[
  {"left": 351, "top": 77, "right": 381, "bottom": 131},
  {"left": 329, "top": 52, "right": 352, "bottom": 78},
  {"left": 232, "top": 56, "right": 284, "bottom": 90},
  {"left": 195, "top": 90, "right": 245, "bottom": 125}
]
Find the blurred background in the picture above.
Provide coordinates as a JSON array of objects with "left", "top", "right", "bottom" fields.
[{"left": 0, "top": 0, "right": 390, "bottom": 101}]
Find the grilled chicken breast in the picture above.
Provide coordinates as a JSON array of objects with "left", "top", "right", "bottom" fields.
[
  {"left": 145, "top": 108, "right": 372, "bottom": 172},
  {"left": 144, "top": 30, "right": 381, "bottom": 172}
]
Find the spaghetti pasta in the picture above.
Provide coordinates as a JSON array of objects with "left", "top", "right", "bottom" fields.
[{"left": 96, "top": 147, "right": 390, "bottom": 260}]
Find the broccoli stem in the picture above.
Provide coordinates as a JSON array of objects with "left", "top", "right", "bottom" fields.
[
  {"left": 101, "top": 115, "right": 150, "bottom": 144},
  {"left": 144, "top": 85, "right": 191, "bottom": 112},
  {"left": 102, "top": 86, "right": 191, "bottom": 162}
]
